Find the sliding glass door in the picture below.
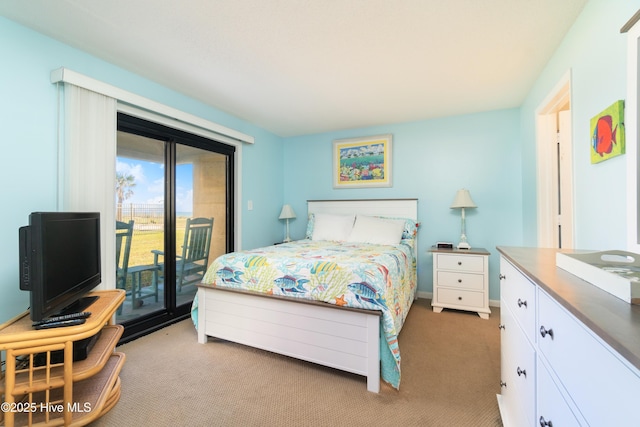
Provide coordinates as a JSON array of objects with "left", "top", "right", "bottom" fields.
[
  {"left": 115, "top": 113, "right": 234, "bottom": 342},
  {"left": 116, "top": 131, "right": 167, "bottom": 323}
]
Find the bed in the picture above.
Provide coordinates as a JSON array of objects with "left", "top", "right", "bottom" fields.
[{"left": 192, "top": 199, "right": 419, "bottom": 392}]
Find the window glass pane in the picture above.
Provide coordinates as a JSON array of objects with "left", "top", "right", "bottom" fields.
[
  {"left": 116, "top": 131, "right": 166, "bottom": 321},
  {"left": 174, "top": 144, "right": 227, "bottom": 307}
]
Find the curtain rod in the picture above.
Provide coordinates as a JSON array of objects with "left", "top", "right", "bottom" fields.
[{"left": 50, "top": 67, "right": 255, "bottom": 144}]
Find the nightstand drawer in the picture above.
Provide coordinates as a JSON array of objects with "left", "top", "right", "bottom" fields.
[
  {"left": 437, "top": 271, "right": 484, "bottom": 290},
  {"left": 436, "top": 254, "right": 485, "bottom": 273},
  {"left": 437, "top": 288, "right": 484, "bottom": 308}
]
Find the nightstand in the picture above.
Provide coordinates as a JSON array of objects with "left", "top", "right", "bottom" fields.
[{"left": 429, "top": 246, "right": 491, "bottom": 319}]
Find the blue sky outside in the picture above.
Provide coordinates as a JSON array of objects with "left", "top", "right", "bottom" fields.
[{"left": 116, "top": 158, "right": 193, "bottom": 215}]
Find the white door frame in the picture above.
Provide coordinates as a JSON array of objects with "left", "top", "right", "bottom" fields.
[{"left": 535, "top": 71, "right": 574, "bottom": 249}]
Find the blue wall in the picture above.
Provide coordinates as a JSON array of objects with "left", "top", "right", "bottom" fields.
[
  {"left": 520, "top": 0, "right": 636, "bottom": 248},
  {"left": 1, "top": 0, "right": 637, "bottom": 322},
  {"left": 283, "top": 109, "right": 523, "bottom": 301},
  {"left": 0, "top": 17, "right": 284, "bottom": 322},
  {"left": 281, "top": 0, "right": 639, "bottom": 300}
]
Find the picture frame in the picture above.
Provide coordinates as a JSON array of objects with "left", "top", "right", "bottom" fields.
[
  {"left": 590, "top": 100, "right": 625, "bottom": 164},
  {"left": 333, "top": 134, "right": 392, "bottom": 188}
]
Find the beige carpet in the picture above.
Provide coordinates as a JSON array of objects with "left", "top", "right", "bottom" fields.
[{"left": 91, "top": 299, "right": 503, "bottom": 426}]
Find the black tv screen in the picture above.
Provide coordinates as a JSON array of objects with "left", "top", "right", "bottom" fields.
[{"left": 20, "top": 212, "right": 102, "bottom": 321}]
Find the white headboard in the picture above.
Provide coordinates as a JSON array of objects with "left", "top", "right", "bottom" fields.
[{"left": 307, "top": 199, "right": 418, "bottom": 221}]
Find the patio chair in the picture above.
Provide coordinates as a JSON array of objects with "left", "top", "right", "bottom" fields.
[
  {"left": 116, "top": 220, "right": 134, "bottom": 291},
  {"left": 115, "top": 220, "right": 133, "bottom": 314},
  {"left": 116, "top": 220, "right": 160, "bottom": 312},
  {"left": 152, "top": 217, "right": 214, "bottom": 292}
]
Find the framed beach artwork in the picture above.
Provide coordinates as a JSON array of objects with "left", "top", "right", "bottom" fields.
[
  {"left": 590, "top": 100, "right": 625, "bottom": 164},
  {"left": 333, "top": 134, "right": 392, "bottom": 188}
]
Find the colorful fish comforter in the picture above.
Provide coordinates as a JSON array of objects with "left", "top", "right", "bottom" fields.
[{"left": 195, "top": 239, "right": 417, "bottom": 389}]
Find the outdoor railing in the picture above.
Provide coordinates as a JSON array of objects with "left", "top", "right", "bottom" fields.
[{"left": 117, "top": 203, "right": 163, "bottom": 231}]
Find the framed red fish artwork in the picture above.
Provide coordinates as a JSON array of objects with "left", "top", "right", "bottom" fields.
[{"left": 590, "top": 100, "right": 625, "bottom": 164}]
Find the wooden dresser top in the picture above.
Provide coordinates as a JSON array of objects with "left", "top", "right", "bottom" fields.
[{"left": 497, "top": 246, "right": 640, "bottom": 371}]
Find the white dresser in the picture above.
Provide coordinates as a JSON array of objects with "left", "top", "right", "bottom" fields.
[
  {"left": 497, "top": 247, "right": 640, "bottom": 427},
  {"left": 429, "top": 247, "right": 491, "bottom": 319}
]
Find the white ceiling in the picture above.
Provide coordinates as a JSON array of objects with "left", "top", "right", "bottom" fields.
[{"left": 0, "top": 0, "right": 587, "bottom": 137}]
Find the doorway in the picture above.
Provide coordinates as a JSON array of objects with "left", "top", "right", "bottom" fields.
[
  {"left": 115, "top": 113, "right": 235, "bottom": 342},
  {"left": 536, "top": 74, "right": 574, "bottom": 249}
]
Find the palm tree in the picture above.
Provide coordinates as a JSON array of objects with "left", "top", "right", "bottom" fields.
[{"left": 116, "top": 172, "right": 136, "bottom": 221}]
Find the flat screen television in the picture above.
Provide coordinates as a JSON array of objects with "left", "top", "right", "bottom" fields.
[{"left": 19, "top": 212, "right": 102, "bottom": 321}]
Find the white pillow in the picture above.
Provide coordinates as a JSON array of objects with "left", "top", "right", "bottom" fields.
[
  {"left": 347, "top": 215, "right": 405, "bottom": 245},
  {"left": 311, "top": 213, "right": 355, "bottom": 241}
]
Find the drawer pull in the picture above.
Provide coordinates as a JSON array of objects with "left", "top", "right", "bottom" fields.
[
  {"left": 539, "top": 416, "right": 553, "bottom": 427},
  {"left": 458, "top": 261, "right": 462, "bottom": 266},
  {"left": 516, "top": 367, "right": 527, "bottom": 378},
  {"left": 457, "top": 296, "right": 462, "bottom": 301},
  {"left": 458, "top": 279, "right": 462, "bottom": 283},
  {"left": 540, "top": 325, "right": 554, "bottom": 339},
  {"left": 499, "top": 273, "right": 506, "bottom": 280},
  {"left": 517, "top": 298, "right": 527, "bottom": 308}
]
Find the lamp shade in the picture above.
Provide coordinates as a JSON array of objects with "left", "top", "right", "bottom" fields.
[
  {"left": 279, "top": 204, "right": 296, "bottom": 220},
  {"left": 450, "top": 189, "right": 477, "bottom": 209}
]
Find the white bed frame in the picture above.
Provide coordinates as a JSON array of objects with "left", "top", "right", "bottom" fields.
[{"left": 196, "top": 198, "right": 418, "bottom": 393}]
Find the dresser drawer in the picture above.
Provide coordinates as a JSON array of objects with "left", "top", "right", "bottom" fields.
[
  {"left": 501, "top": 302, "right": 536, "bottom": 427},
  {"left": 437, "top": 288, "right": 484, "bottom": 309},
  {"left": 537, "top": 358, "right": 582, "bottom": 427},
  {"left": 537, "top": 289, "right": 640, "bottom": 427},
  {"left": 500, "top": 257, "right": 536, "bottom": 343},
  {"left": 436, "top": 253, "right": 485, "bottom": 273},
  {"left": 436, "top": 271, "right": 484, "bottom": 290}
]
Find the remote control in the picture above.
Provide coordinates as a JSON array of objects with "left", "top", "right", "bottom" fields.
[
  {"left": 33, "top": 311, "right": 91, "bottom": 327},
  {"left": 34, "top": 318, "right": 86, "bottom": 330}
]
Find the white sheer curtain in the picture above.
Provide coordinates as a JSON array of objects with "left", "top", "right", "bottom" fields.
[{"left": 59, "top": 84, "right": 117, "bottom": 290}]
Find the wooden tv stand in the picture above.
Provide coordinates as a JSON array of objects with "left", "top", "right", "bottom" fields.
[{"left": 0, "top": 290, "right": 125, "bottom": 427}]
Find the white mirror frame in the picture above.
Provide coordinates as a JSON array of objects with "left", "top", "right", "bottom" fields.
[{"left": 626, "top": 14, "right": 640, "bottom": 253}]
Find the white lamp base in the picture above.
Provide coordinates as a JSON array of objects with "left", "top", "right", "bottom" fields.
[
  {"left": 283, "top": 218, "right": 292, "bottom": 243},
  {"left": 457, "top": 241, "right": 471, "bottom": 250}
]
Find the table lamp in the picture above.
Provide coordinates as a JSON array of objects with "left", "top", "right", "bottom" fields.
[
  {"left": 279, "top": 204, "right": 296, "bottom": 242},
  {"left": 450, "top": 189, "right": 477, "bottom": 249}
]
